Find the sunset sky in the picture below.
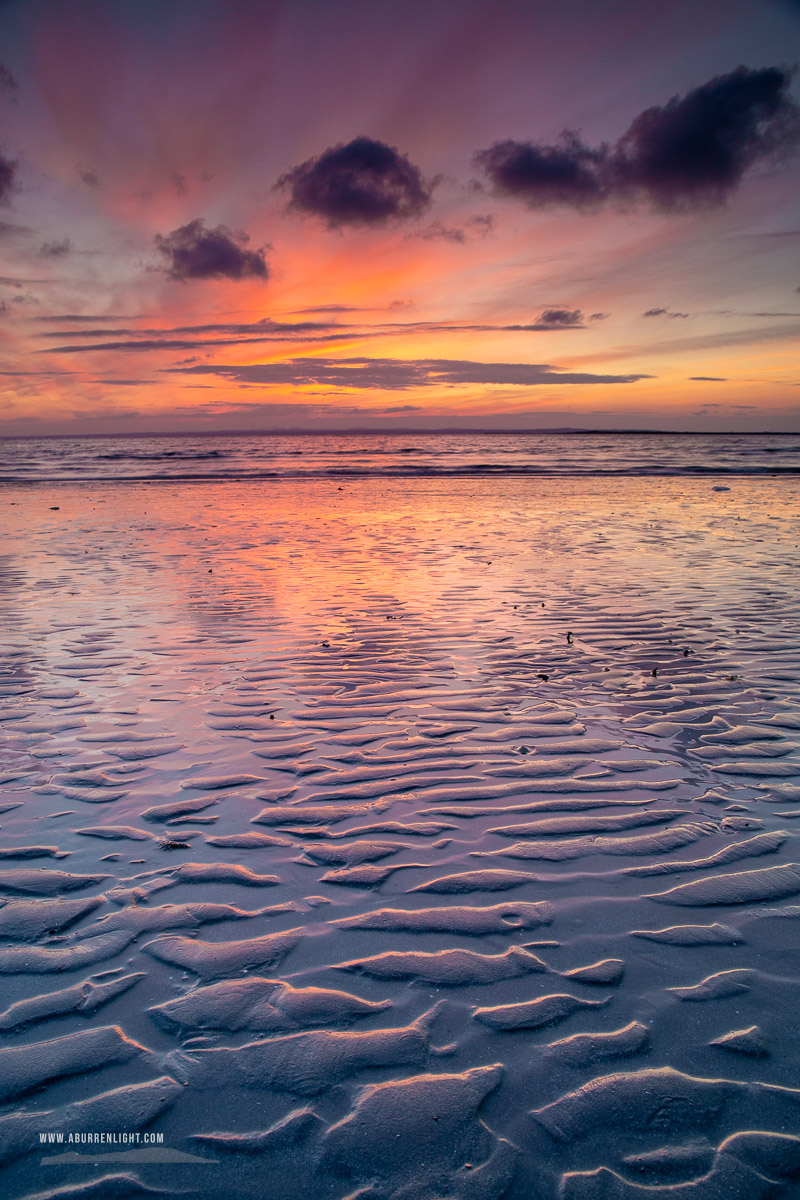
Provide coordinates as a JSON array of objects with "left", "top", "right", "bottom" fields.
[{"left": 0, "top": 0, "right": 798, "bottom": 434}]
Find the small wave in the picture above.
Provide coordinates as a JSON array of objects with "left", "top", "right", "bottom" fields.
[
  {"left": 95, "top": 449, "right": 230, "bottom": 461},
  {"left": 3, "top": 464, "right": 800, "bottom": 485}
]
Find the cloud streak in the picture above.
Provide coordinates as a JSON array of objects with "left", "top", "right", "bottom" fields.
[
  {"left": 168, "top": 356, "right": 650, "bottom": 390},
  {"left": 37, "top": 311, "right": 597, "bottom": 352}
]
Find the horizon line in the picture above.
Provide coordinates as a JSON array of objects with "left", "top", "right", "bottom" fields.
[{"left": 1, "top": 427, "right": 799, "bottom": 440}]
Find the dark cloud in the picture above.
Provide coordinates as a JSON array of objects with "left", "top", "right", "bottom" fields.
[
  {"left": 40, "top": 317, "right": 334, "bottom": 339},
  {"left": 411, "top": 214, "right": 494, "bottom": 243},
  {"left": 642, "top": 307, "right": 689, "bottom": 318},
  {"left": 78, "top": 166, "right": 102, "bottom": 189},
  {"left": 476, "top": 132, "right": 608, "bottom": 210},
  {"left": 37, "top": 307, "right": 606, "bottom": 352},
  {"left": 2, "top": 278, "right": 38, "bottom": 307},
  {"left": 0, "top": 151, "right": 16, "bottom": 204},
  {"left": 469, "top": 214, "right": 495, "bottom": 236},
  {"left": 38, "top": 238, "right": 72, "bottom": 259},
  {"left": 277, "top": 136, "right": 432, "bottom": 227},
  {"left": 294, "top": 300, "right": 416, "bottom": 314},
  {"left": 0, "top": 369, "right": 80, "bottom": 377},
  {"left": 44, "top": 328, "right": 138, "bottom": 337},
  {"left": 168, "top": 356, "right": 649, "bottom": 390},
  {"left": 29, "top": 313, "right": 133, "bottom": 322},
  {"left": 295, "top": 304, "right": 364, "bottom": 313},
  {"left": 589, "top": 312, "right": 609, "bottom": 320},
  {"left": 43, "top": 334, "right": 341, "bottom": 354},
  {"left": 39, "top": 310, "right": 601, "bottom": 354},
  {"left": 0, "top": 64, "right": 17, "bottom": 97},
  {"left": 537, "top": 308, "right": 583, "bottom": 327},
  {"left": 39, "top": 316, "right": 343, "bottom": 355},
  {"left": 610, "top": 66, "right": 799, "bottom": 209},
  {"left": 692, "top": 402, "right": 756, "bottom": 410},
  {"left": 690, "top": 375, "right": 727, "bottom": 381},
  {"left": 476, "top": 66, "right": 800, "bottom": 212},
  {"left": 413, "top": 221, "right": 469, "bottom": 244},
  {"left": 154, "top": 219, "right": 269, "bottom": 282},
  {"left": 500, "top": 309, "right": 585, "bottom": 331}
]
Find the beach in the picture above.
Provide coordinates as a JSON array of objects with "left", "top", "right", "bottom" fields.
[
  {"left": 1, "top": 465, "right": 800, "bottom": 1200},
  {"left": 2, "top": 0, "right": 799, "bottom": 1189}
]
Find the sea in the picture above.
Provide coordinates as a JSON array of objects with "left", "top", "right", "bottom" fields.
[{"left": 1, "top": 430, "right": 799, "bottom": 483}]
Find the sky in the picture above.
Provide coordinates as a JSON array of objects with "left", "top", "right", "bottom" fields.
[{"left": 0, "top": 0, "right": 799, "bottom": 435}]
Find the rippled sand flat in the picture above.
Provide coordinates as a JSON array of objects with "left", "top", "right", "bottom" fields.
[{"left": 0, "top": 475, "right": 799, "bottom": 1200}]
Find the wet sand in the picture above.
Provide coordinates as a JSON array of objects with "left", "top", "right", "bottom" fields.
[{"left": 1, "top": 475, "right": 799, "bottom": 1200}]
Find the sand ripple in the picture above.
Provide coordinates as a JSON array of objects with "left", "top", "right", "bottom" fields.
[{"left": 1, "top": 475, "right": 799, "bottom": 1198}]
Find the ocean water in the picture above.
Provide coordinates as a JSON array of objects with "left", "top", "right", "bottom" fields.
[{"left": 1, "top": 430, "right": 799, "bottom": 483}]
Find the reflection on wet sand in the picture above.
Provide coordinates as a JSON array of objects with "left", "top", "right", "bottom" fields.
[{"left": 0, "top": 475, "right": 799, "bottom": 1200}]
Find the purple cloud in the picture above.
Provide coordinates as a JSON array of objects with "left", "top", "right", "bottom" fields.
[
  {"left": 476, "top": 66, "right": 799, "bottom": 212},
  {"left": 476, "top": 131, "right": 608, "bottom": 210},
  {"left": 536, "top": 308, "right": 583, "bottom": 327},
  {"left": 500, "top": 309, "right": 585, "bottom": 331},
  {"left": 412, "top": 221, "right": 469, "bottom": 244},
  {"left": 169, "top": 356, "right": 650, "bottom": 389},
  {"left": 611, "top": 66, "right": 799, "bottom": 209},
  {"left": 0, "top": 152, "right": 15, "bottom": 205},
  {"left": 155, "top": 219, "right": 269, "bottom": 282},
  {"left": 78, "top": 165, "right": 102, "bottom": 189},
  {"left": 277, "top": 136, "right": 432, "bottom": 227},
  {"left": 0, "top": 64, "right": 17, "bottom": 97},
  {"left": 38, "top": 238, "right": 72, "bottom": 259},
  {"left": 38, "top": 310, "right": 601, "bottom": 354},
  {"left": 411, "top": 214, "right": 494, "bottom": 243}
]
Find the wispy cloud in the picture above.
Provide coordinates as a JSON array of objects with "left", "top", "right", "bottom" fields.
[
  {"left": 38, "top": 238, "right": 72, "bottom": 259},
  {"left": 409, "top": 215, "right": 495, "bottom": 243},
  {"left": 37, "top": 308, "right": 602, "bottom": 355}
]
